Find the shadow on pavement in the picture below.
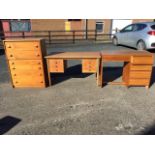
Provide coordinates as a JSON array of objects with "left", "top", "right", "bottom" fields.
[
  {"left": 138, "top": 122, "right": 155, "bottom": 135},
  {"left": 150, "top": 67, "right": 155, "bottom": 87},
  {"left": 50, "top": 64, "right": 93, "bottom": 85},
  {"left": 0, "top": 49, "right": 4, "bottom": 55},
  {"left": 103, "top": 67, "right": 123, "bottom": 82},
  {"left": 117, "top": 45, "right": 137, "bottom": 50},
  {"left": 50, "top": 65, "right": 123, "bottom": 86},
  {"left": 147, "top": 49, "right": 155, "bottom": 53},
  {"left": 0, "top": 116, "right": 21, "bottom": 135}
]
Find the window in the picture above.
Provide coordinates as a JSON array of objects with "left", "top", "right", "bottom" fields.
[
  {"left": 133, "top": 24, "right": 147, "bottom": 31},
  {"left": 151, "top": 24, "right": 155, "bottom": 30},
  {"left": 68, "top": 19, "right": 81, "bottom": 21},
  {"left": 121, "top": 24, "right": 134, "bottom": 33},
  {"left": 96, "top": 22, "right": 104, "bottom": 32},
  {"left": 10, "top": 20, "right": 31, "bottom": 32}
]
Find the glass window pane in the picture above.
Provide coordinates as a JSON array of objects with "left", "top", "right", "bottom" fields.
[
  {"left": 151, "top": 25, "right": 155, "bottom": 30},
  {"left": 10, "top": 21, "right": 31, "bottom": 32},
  {"left": 96, "top": 22, "right": 103, "bottom": 32}
]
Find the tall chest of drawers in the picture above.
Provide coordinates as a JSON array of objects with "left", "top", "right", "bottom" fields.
[{"left": 3, "top": 39, "right": 48, "bottom": 88}]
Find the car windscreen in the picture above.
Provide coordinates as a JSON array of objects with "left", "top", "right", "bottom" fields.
[{"left": 151, "top": 25, "right": 155, "bottom": 30}]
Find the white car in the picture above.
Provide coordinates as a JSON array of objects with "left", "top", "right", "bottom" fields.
[{"left": 112, "top": 22, "right": 155, "bottom": 50}]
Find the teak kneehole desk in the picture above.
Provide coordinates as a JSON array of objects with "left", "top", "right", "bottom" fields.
[
  {"left": 100, "top": 51, "right": 153, "bottom": 88},
  {"left": 45, "top": 52, "right": 101, "bottom": 86}
]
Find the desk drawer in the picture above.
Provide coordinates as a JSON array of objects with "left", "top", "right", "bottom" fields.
[
  {"left": 103, "top": 55, "right": 130, "bottom": 62},
  {"left": 48, "top": 59, "right": 64, "bottom": 73},
  {"left": 131, "top": 56, "right": 153, "bottom": 65},
  {"left": 130, "top": 65, "right": 152, "bottom": 71},
  {"left": 130, "top": 71, "right": 151, "bottom": 79},
  {"left": 82, "top": 59, "right": 97, "bottom": 73},
  {"left": 129, "top": 79, "right": 150, "bottom": 86}
]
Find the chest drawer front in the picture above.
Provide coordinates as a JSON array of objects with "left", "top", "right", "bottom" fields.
[
  {"left": 129, "top": 79, "right": 150, "bottom": 86},
  {"left": 5, "top": 42, "right": 41, "bottom": 60},
  {"left": 6, "top": 50, "right": 41, "bottom": 60},
  {"left": 9, "top": 60, "right": 44, "bottom": 72},
  {"left": 131, "top": 56, "right": 153, "bottom": 65},
  {"left": 82, "top": 59, "right": 97, "bottom": 73},
  {"left": 130, "top": 71, "right": 151, "bottom": 79},
  {"left": 12, "top": 76, "right": 45, "bottom": 88},
  {"left": 130, "top": 65, "right": 152, "bottom": 71},
  {"left": 5, "top": 42, "right": 40, "bottom": 51},
  {"left": 48, "top": 59, "right": 64, "bottom": 73},
  {"left": 10, "top": 70, "right": 44, "bottom": 78}
]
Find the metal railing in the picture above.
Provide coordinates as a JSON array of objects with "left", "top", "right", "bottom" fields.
[{"left": 0, "top": 30, "right": 114, "bottom": 45}]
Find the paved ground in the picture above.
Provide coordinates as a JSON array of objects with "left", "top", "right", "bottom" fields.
[{"left": 0, "top": 43, "right": 155, "bottom": 135}]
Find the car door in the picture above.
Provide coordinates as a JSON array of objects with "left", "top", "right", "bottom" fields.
[
  {"left": 128, "top": 24, "right": 147, "bottom": 48},
  {"left": 118, "top": 24, "right": 134, "bottom": 46}
]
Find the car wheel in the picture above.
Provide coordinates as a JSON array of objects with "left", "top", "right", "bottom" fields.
[
  {"left": 112, "top": 37, "right": 118, "bottom": 46},
  {"left": 137, "top": 40, "right": 146, "bottom": 50}
]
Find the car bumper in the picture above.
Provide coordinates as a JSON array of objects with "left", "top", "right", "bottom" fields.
[{"left": 145, "top": 36, "right": 155, "bottom": 49}]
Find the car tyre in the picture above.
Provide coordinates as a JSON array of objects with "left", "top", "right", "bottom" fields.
[
  {"left": 137, "top": 40, "right": 146, "bottom": 50},
  {"left": 112, "top": 37, "right": 119, "bottom": 46}
]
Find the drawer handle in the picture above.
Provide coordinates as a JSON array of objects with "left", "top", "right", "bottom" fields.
[
  {"left": 35, "top": 45, "right": 39, "bottom": 48},
  {"left": 38, "top": 67, "right": 42, "bottom": 70},
  {"left": 10, "top": 55, "right": 13, "bottom": 57},
  {"left": 38, "top": 62, "right": 41, "bottom": 65},
  {"left": 15, "top": 81, "right": 18, "bottom": 83},
  {"left": 12, "top": 62, "right": 14, "bottom": 65},
  {"left": 14, "top": 74, "right": 17, "bottom": 76},
  {"left": 40, "top": 74, "right": 42, "bottom": 76},
  {"left": 40, "top": 81, "right": 43, "bottom": 83},
  {"left": 36, "top": 54, "right": 40, "bottom": 57},
  {"left": 12, "top": 68, "right": 16, "bottom": 70},
  {"left": 7, "top": 46, "right": 11, "bottom": 48}
]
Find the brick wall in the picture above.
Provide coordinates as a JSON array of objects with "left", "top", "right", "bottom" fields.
[
  {"left": 132, "top": 19, "right": 154, "bottom": 23},
  {"left": 31, "top": 19, "right": 85, "bottom": 40},
  {"left": 31, "top": 19, "right": 65, "bottom": 31}
]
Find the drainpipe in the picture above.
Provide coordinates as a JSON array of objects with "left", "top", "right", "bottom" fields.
[{"left": 86, "top": 19, "right": 88, "bottom": 40}]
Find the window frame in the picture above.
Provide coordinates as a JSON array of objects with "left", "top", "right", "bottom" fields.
[
  {"left": 96, "top": 21, "right": 104, "bottom": 33},
  {"left": 133, "top": 24, "right": 147, "bottom": 32},
  {"left": 10, "top": 20, "right": 31, "bottom": 32},
  {"left": 150, "top": 24, "right": 155, "bottom": 30},
  {"left": 120, "top": 24, "right": 134, "bottom": 33}
]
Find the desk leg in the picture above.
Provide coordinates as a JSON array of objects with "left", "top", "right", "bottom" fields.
[
  {"left": 122, "top": 62, "right": 130, "bottom": 87},
  {"left": 99, "top": 59, "right": 103, "bottom": 87},
  {"left": 97, "top": 58, "right": 101, "bottom": 87},
  {"left": 47, "top": 59, "right": 52, "bottom": 86}
]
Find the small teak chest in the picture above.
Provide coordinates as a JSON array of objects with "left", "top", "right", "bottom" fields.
[{"left": 3, "top": 38, "right": 48, "bottom": 88}]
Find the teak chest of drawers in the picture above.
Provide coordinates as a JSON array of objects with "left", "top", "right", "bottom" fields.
[
  {"left": 45, "top": 52, "right": 101, "bottom": 86},
  {"left": 3, "top": 39, "right": 48, "bottom": 88},
  {"left": 100, "top": 51, "right": 154, "bottom": 88}
]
